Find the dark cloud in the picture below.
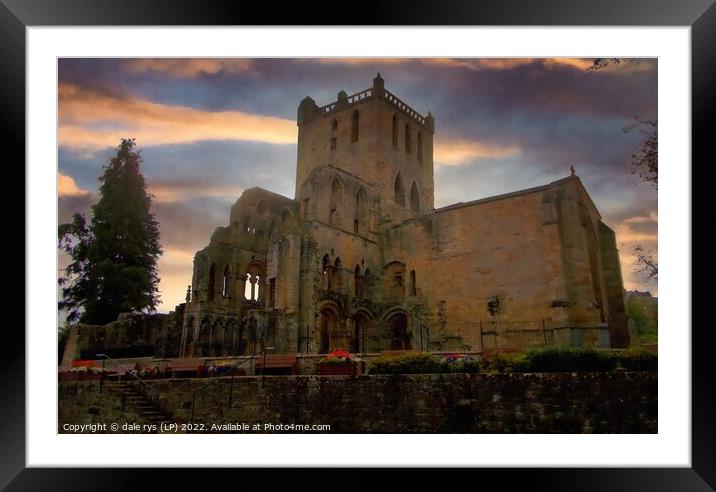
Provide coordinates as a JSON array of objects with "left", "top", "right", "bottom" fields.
[
  {"left": 58, "top": 194, "right": 94, "bottom": 225},
  {"left": 154, "top": 197, "right": 233, "bottom": 253},
  {"left": 59, "top": 57, "right": 658, "bottom": 305}
]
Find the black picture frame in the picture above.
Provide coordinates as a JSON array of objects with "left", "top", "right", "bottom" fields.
[{"left": 7, "top": 0, "right": 707, "bottom": 489}]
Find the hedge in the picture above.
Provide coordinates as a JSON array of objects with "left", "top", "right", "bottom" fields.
[
  {"left": 618, "top": 349, "right": 658, "bottom": 371},
  {"left": 367, "top": 352, "right": 480, "bottom": 374},
  {"left": 519, "top": 348, "right": 618, "bottom": 373}
]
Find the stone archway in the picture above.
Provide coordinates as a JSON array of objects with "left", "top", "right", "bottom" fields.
[
  {"left": 385, "top": 310, "right": 410, "bottom": 350},
  {"left": 351, "top": 309, "right": 374, "bottom": 353},
  {"left": 318, "top": 303, "right": 341, "bottom": 354}
]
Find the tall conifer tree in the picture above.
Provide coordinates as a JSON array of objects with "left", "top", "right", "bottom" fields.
[{"left": 59, "top": 138, "right": 162, "bottom": 324}]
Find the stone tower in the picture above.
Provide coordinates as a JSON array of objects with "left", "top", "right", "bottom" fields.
[{"left": 295, "top": 74, "right": 435, "bottom": 213}]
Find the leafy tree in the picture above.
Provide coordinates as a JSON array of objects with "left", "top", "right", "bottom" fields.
[
  {"left": 623, "top": 117, "right": 657, "bottom": 189},
  {"left": 586, "top": 58, "right": 658, "bottom": 279},
  {"left": 625, "top": 295, "right": 658, "bottom": 343},
  {"left": 58, "top": 138, "right": 162, "bottom": 325},
  {"left": 633, "top": 245, "right": 658, "bottom": 281}
]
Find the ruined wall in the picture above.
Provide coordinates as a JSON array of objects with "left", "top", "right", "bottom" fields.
[
  {"left": 59, "top": 372, "right": 657, "bottom": 433},
  {"left": 60, "top": 312, "right": 182, "bottom": 369},
  {"left": 373, "top": 176, "right": 622, "bottom": 338},
  {"left": 174, "top": 77, "right": 629, "bottom": 357}
]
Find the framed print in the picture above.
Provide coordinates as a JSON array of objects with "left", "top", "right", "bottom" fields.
[{"left": 8, "top": 0, "right": 710, "bottom": 489}]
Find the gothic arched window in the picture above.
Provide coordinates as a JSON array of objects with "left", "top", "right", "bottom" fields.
[
  {"left": 394, "top": 173, "right": 405, "bottom": 207},
  {"left": 392, "top": 113, "right": 399, "bottom": 148},
  {"left": 417, "top": 131, "right": 423, "bottom": 161},
  {"left": 354, "top": 186, "right": 367, "bottom": 234},
  {"left": 329, "top": 176, "right": 342, "bottom": 225},
  {"left": 410, "top": 181, "right": 420, "bottom": 213},
  {"left": 222, "top": 265, "right": 230, "bottom": 297},
  {"left": 351, "top": 110, "right": 359, "bottom": 142}
]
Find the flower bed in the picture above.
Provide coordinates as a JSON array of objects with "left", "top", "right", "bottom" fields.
[{"left": 318, "top": 350, "right": 364, "bottom": 375}]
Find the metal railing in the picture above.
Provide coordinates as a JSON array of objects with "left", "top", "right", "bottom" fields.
[
  {"left": 189, "top": 344, "right": 274, "bottom": 424},
  {"left": 96, "top": 353, "right": 162, "bottom": 408}
]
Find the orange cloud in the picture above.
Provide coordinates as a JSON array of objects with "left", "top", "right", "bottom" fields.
[
  {"left": 613, "top": 212, "right": 658, "bottom": 294},
  {"left": 148, "top": 182, "right": 243, "bottom": 203},
  {"left": 434, "top": 138, "right": 521, "bottom": 165},
  {"left": 58, "top": 172, "right": 90, "bottom": 197},
  {"left": 58, "top": 83, "right": 297, "bottom": 151},
  {"left": 314, "top": 57, "right": 654, "bottom": 73},
  {"left": 623, "top": 211, "right": 658, "bottom": 224},
  {"left": 614, "top": 213, "right": 658, "bottom": 244},
  {"left": 125, "top": 58, "right": 255, "bottom": 78},
  {"left": 156, "top": 246, "right": 197, "bottom": 311}
]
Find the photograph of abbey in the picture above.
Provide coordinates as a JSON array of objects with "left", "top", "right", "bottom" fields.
[{"left": 58, "top": 58, "right": 658, "bottom": 434}]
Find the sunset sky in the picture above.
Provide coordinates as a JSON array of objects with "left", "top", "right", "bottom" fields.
[{"left": 57, "top": 58, "right": 658, "bottom": 313}]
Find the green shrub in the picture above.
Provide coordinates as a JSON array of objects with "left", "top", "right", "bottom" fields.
[
  {"left": 618, "top": 349, "right": 657, "bottom": 371},
  {"left": 482, "top": 352, "right": 528, "bottom": 373},
  {"left": 521, "top": 348, "right": 618, "bottom": 373},
  {"left": 445, "top": 357, "right": 481, "bottom": 373},
  {"left": 368, "top": 352, "right": 445, "bottom": 375}
]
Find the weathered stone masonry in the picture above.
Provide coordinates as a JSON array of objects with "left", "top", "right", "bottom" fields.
[
  {"left": 59, "top": 372, "right": 657, "bottom": 433},
  {"left": 176, "top": 73, "right": 629, "bottom": 358}
]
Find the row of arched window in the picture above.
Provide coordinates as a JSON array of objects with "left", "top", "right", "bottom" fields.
[
  {"left": 329, "top": 110, "right": 360, "bottom": 150},
  {"left": 394, "top": 173, "right": 421, "bottom": 212},
  {"left": 322, "top": 254, "right": 371, "bottom": 299},
  {"left": 328, "top": 176, "right": 370, "bottom": 233},
  {"left": 330, "top": 111, "right": 423, "bottom": 162},
  {"left": 322, "top": 255, "right": 419, "bottom": 299},
  {"left": 392, "top": 113, "right": 423, "bottom": 161},
  {"left": 205, "top": 263, "right": 263, "bottom": 302},
  {"left": 326, "top": 171, "right": 420, "bottom": 230}
]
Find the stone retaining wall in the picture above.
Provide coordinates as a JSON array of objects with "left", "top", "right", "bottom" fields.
[{"left": 59, "top": 372, "right": 657, "bottom": 433}]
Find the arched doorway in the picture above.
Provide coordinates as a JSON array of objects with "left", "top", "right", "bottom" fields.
[
  {"left": 386, "top": 311, "right": 410, "bottom": 350},
  {"left": 318, "top": 303, "right": 340, "bottom": 354},
  {"left": 351, "top": 309, "right": 373, "bottom": 353}
]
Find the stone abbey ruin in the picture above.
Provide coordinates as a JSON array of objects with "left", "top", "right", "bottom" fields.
[{"left": 61, "top": 74, "right": 629, "bottom": 370}]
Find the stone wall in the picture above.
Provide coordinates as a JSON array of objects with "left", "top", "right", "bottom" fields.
[
  {"left": 59, "top": 372, "right": 657, "bottom": 433},
  {"left": 60, "top": 312, "right": 183, "bottom": 370},
  {"left": 58, "top": 379, "right": 147, "bottom": 432}
]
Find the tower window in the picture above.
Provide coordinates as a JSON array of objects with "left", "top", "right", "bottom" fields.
[
  {"left": 329, "top": 176, "right": 342, "bottom": 226},
  {"left": 354, "top": 186, "right": 367, "bottom": 234},
  {"left": 351, "top": 110, "right": 359, "bottom": 142},
  {"left": 417, "top": 132, "right": 423, "bottom": 161},
  {"left": 392, "top": 114, "right": 399, "bottom": 148},
  {"left": 330, "top": 137, "right": 337, "bottom": 150},
  {"left": 410, "top": 181, "right": 420, "bottom": 213},
  {"left": 405, "top": 124, "right": 411, "bottom": 153},
  {"left": 394, "top": 173, "right": 405, "bottom": 207},
  {"left": 331, "top": 119, "right": 338, "bottom": 132}
]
